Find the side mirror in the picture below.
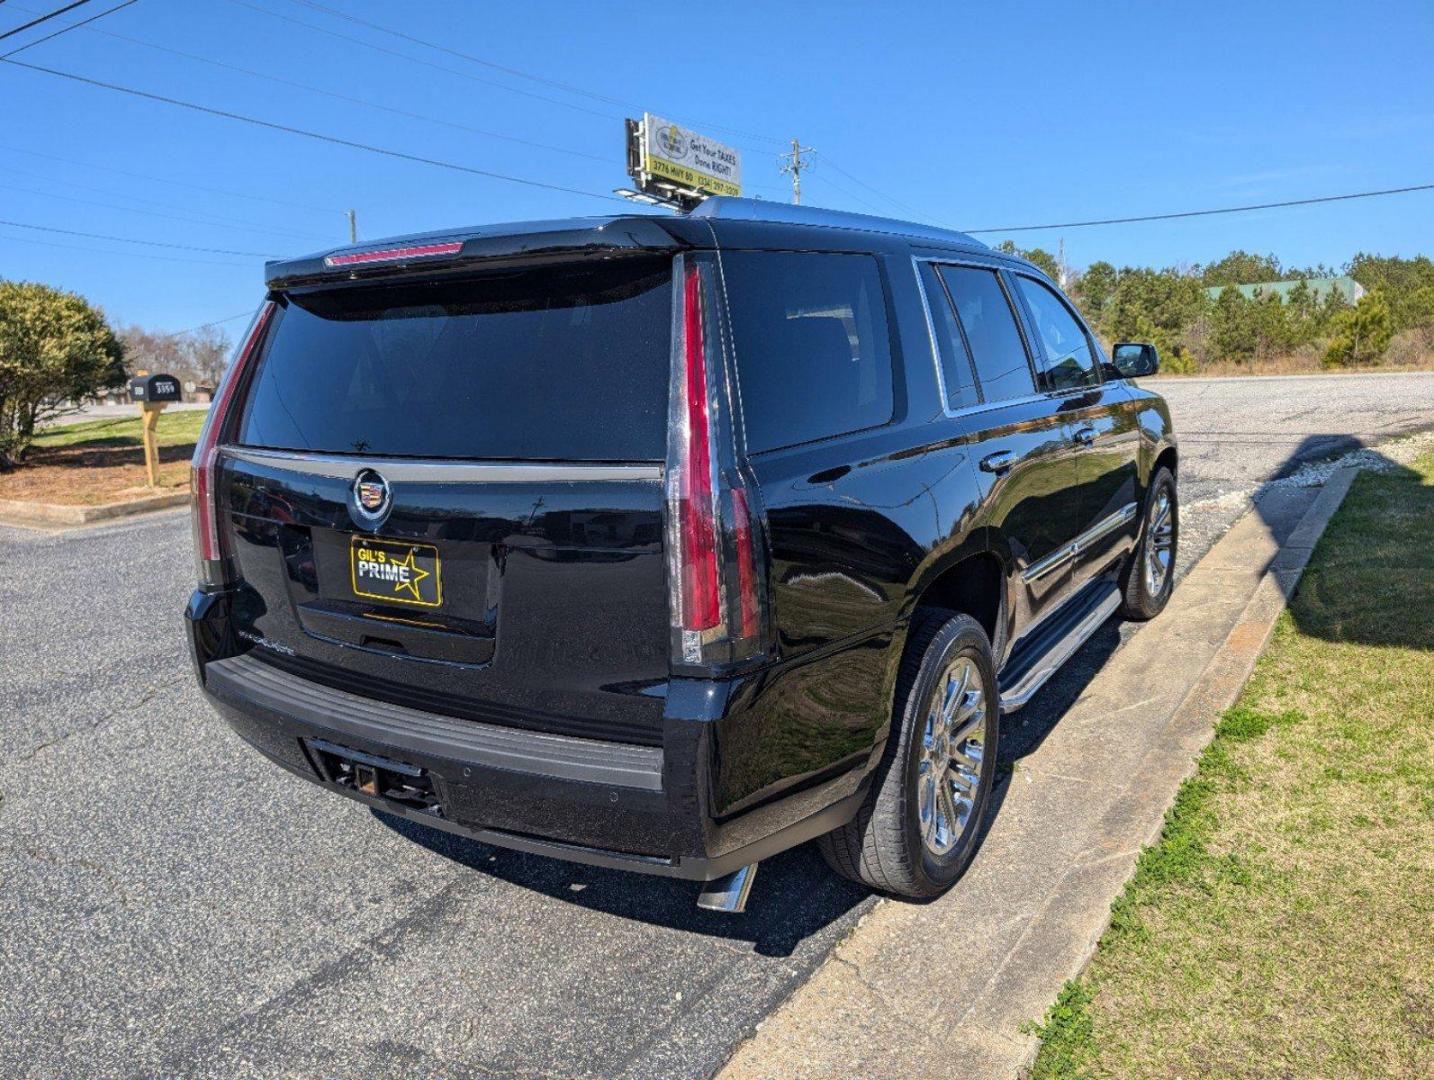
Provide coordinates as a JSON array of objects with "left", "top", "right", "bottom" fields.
[{"left": 1112, "top": 342, "right": 1159, "bottom": 378}]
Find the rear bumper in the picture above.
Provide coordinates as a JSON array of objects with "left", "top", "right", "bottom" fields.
[{"left": 187, "top": 590, "right": 867, "bottom": 881}]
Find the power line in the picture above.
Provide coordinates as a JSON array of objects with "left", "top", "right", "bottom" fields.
[
  {"left": 0, "top": 142, "right": 342, "bottom": 214},
  {"left": 0, "top": 177, "right": 333, "bottom": 241},
  {"left": 803, "top": 170, "right": 889, "bottom": 216},
  {"left": 0, "top": 0, "right": 90, "bottom": 43},
  {"left": 0, "top": 217, "right": 278, "bottom": 256},
  {"left": 0, "top": 228, "right": 254, "bottom": 266},
  {"left": 7, "top": 0, "right": 840, "bottom": 203},
  {"left": 1, "top": 58, "right": 629, "bottom": 204},
  {"left": 165, "top": 310, "right": 254, "bottom": 336},
  {"left": 0, "top": 0, "right": 131, "bottom": 58},
  {"left": 816, "top": 153, "right": 944, "bottom": 223},
  {"left": 964, "top": 183, "right": 1434, "bottom": 234},
  {"left": 224, "top": 0, "right": 618, "bottom": 122},
  {"left": 44, "top": 15, "right": 615, "bottom": 166},
  {"left": 288, "top": 0, "right": 637, "bottom": 109},
  {"left": 1, "top": 160, "right": 336, "bottom": 239},
  {"left": 283, "top": 0, "right": 789, "bottom": 148}
]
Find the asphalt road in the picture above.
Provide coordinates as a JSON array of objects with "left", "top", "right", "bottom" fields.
[{"left": 3, "top": 371, "right": 1431, "bottom": 1079}]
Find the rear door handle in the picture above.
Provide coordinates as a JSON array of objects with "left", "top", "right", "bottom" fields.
[
  {"left": 1073, "top": 425, "right": 1097, "bottom": 446},
  {"left": 980, "top": 450, "right": 1014, "bottom": 474}
]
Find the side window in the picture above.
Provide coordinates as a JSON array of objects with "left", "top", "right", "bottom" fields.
[
  {"left": 1014, "top": 275, "right": 1101, "bottom": 391},
  {"left": 936, "top": 265, "right": 1036, "bottom": 403},
  {"left": 917, "top": 262, "right": 978, "bottom": 410},
  {"left": 723, "top": 251, "right": 894, "bottom": 453}
]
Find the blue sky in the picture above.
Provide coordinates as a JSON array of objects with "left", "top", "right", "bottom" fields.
[{"left": 3, "top": 0, "right": 1433, "bottom": 339}]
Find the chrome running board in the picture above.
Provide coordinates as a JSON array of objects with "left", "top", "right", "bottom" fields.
[
  {"left": 696, "top": 863, "right": 758, "bottom": 914},
  {"left": 999, "top": 580, "right": 1122, "bottom": 712}
]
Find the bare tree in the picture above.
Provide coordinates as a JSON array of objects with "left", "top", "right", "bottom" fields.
[
  {"left": 115, "top": 323, "right": 232, "bottom": 393},
  {"left": 184, "top": 324, "right": 231, "bottom": 388}
]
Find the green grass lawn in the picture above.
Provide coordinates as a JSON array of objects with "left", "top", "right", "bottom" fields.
[
  {"left": 33, "top": 408, "right": 208, "bottom": 451},
  {"left": 1029, "top": 452, "right": 1434, "bottom": 1079}
]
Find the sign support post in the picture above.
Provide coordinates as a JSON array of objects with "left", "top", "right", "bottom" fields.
[
  {"left": 140, "top": 403, "right": 165, "bottom": 488},
  {"left": 129, "top": 372, "right": 183, "bottom": 488}
]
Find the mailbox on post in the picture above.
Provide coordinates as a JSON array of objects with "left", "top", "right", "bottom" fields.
[
  {"left": 130, "top": 372, "right": 182, "bottom": 487},
  {"left": 129, "top": 373, "right": 182, "bottom": 404}
]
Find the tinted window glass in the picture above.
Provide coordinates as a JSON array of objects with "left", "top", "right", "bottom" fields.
[
  {"left": 918, "top": 262, "right": 978, "bottom": 410},
  {"left": 937, "top": 266, "right": 1035, "bottom": 402},
  {"left": 1015, "top": 275, "right": 1100, "bottom": 391},
  {"left": 723, "top": 252, "right": 894, "bottom": 452},
  {"left": 237, "top": 260, "right": 672, "bottom": 460}
]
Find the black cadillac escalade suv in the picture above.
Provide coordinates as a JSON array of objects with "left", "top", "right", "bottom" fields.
[{"left": 186, "top": 198, "right": 1176, "bottom": 912}]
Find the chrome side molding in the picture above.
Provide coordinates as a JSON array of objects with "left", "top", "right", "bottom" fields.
[{"left": 1020, "top": 503, "right": 1138, "bottom": 585}]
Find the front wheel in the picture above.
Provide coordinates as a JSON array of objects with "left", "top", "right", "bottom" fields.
[
  {"left": 818, "top": 610, "right": 999, "bottom": 899},
  {"left": 1121, "top": 465, "right": 1177, "bottom": 620}
]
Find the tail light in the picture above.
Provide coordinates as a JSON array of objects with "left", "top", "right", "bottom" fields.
[
  {"left": 191, "top": 299, "right": 276, "bottom": 587},
  {"left": 666, "top": 256, "right": 769, "bottom": 671}
]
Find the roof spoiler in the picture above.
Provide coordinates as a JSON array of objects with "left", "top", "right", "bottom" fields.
[{"left": 265, "top": 216, "right": 692, "bottom": 289}]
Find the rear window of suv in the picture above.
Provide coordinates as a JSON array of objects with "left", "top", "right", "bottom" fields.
[
  {"left": 722, "top": 251, "right": 894, "bottom": 453},
  {"left": 237, "top": 259, "right": 672, "bottom": 461}
]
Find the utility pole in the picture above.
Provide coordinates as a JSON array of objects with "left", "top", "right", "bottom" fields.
[
  {"left": 779, "top": 138, "right": 815, "bottom": 205},
  {"left": 347, "top": 209, "right": 358, "bottom": 244},
  {"left": 1057, "top": 236, "right": 1067, "bottom": 287}
]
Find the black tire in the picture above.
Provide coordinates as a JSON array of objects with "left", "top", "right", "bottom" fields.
[
  {"left": 1120, "top": 465, "right": 1178, "bottom": 620},
  {"left": 818, "top": 609, "right": 1000, "bottom": 899}
]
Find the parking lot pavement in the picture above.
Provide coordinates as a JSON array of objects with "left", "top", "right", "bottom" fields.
[
  {"left": 1153, "top": 370, "right": 1434, "bottom": 504},
  {"left": 0, "top": 517, "right": 871, "bottom": 1080},
  {"left": 2, "top": 371, "right": 1431, "bottom": 1078}
]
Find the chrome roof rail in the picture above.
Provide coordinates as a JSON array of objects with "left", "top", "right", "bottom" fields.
[{"left": 687, "top": 196, "right": 984, "bottom": 248}]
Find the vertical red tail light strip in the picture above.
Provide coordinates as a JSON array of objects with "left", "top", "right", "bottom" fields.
[
  {"left": 192, "top": 300, "right": 275, "bottom": 570},
  {"left": 667, "top": 254, "right": 769, "bottom": 670},
  {"left": 675, "top": 263, "right": 722, "bottom": 633}
]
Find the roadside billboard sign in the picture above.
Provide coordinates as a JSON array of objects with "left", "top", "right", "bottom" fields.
[{"left": 627, "top": 113, "right": 742, "bottom": 201}]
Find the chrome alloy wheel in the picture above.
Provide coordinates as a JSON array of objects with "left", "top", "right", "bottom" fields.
[
  {"left": 1143, "top": 486, "right": 1175, "bottom": 597},
  {"left": 916, "top": 656, "right": 987, "bottom": 857}
]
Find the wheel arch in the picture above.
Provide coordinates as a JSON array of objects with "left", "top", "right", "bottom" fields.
[
  {"left": 905, "top": 545, "right": 1007, "bottom": 665},
  {"left": 1153, "top": 442, "right": 1178, "bottom": 481}
]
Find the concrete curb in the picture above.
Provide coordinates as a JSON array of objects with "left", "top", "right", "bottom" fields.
[
  {"left": 0, "top": 491, "right": 189, "bottom": 527},
  {"left": 717, "top": 467, "right": 1361, "bottom": 1080}
]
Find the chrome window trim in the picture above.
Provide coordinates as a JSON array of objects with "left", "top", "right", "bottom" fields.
[
  {"left": 1019, "top": 502, "right": 1138, "bottom": 584},
  {"left": 910, "top": 257, "right": 958, "bottom": 417},
  {"left": 1009, "top": 270, "right": 1106, "bottom": 391},
  {"left": 910, "top": 255, "right": 1044, "bottom": 418},
  {"left": 222, "top": 446, "right": 662, "bottom": 483}
]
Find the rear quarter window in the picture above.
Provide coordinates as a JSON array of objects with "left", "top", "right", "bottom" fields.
[
  {"left": 236, "top": 259, "right": 672, "bottom": 461},
  {"left": 721, "top": 251, "right": 894, "bottom": 453}
]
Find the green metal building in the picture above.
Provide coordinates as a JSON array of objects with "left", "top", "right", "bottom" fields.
[{"left": 1203, "top": 277, "right": 1365, "bottom": 304}]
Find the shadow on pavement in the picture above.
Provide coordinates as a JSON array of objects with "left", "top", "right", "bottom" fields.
[
  {"left": 1284, "top": 456, "right": 1430, "bottom": 650},
  {"left": 997, "top": 435, "right": 1418, "bottom": 779},
  {"left": 375, "top": 809, "right": 870, "bottom": 957},
  {"left": 386, "top": 435, "right": 1423, "bottom": 941}
]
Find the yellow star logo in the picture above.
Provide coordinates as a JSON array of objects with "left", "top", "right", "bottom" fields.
[{"left": 390, "top": 547, "right": 430, "bottom": 601}]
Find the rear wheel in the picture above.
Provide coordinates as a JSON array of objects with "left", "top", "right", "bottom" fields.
[
  {"left": 818, "top": 610, "right": 999, "bottom": 898},
  {"left": 1120, "top": 465, "right": 1178, "bottom": 620}
]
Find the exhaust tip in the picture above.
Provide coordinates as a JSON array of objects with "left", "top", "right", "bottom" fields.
[{"left": 696, "top": 863, "right": 758, "bottom": 914}]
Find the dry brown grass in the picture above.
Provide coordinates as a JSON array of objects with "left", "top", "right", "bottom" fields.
[
  {"left": 0, "top": 411, "right": 201, "bottom": 505},
  {"left": 1154, "top": 336, "right": 1434, "bottom": 378}
]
